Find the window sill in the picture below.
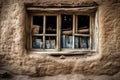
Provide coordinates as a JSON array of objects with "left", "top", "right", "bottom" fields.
[{"left": 29, "top": 49, "right": 96, "bottom": 56}]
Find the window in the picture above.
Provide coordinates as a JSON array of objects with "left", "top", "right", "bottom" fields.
[{"left": 27, "top": 7, "right": 98, "bottom": 53}]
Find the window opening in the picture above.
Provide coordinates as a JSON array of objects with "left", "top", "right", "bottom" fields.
[
  {"left": 46, "top": 16, "right": 57, "bottom": 34},
  {"left": 75, "top": 15, "right": 90, "bottom": 49},
  {"left": 61, "top": 14, "right": 73, "bottom": 49},
  {"left": 32, "top": 15, "right": 57, "bottom": 49},
  {"left": 30, "top": 14, "right": 94, "bottom": 51},
  {"left": 32, "top": 36, "right": 43, "bottom": 49},
  {"left": 33, "top": 16, "right": 43, "bottom": 34}
]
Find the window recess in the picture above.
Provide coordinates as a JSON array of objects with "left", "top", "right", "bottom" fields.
[{"left": 27, "top": 7, "right": 98, "bottom": 53}]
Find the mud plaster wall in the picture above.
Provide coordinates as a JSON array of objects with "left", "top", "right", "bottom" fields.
[{"left": 0, "top": 0, "right": 120, "bottom": 77}]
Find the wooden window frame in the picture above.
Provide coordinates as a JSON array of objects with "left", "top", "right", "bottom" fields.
[
  {"left": 26, "top": 7, "right": 98, "bottom": 55},
  {"left": 30, "top": 14, "right": 59, "bottom": 52}
]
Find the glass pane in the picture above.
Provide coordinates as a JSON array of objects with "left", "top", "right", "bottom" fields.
[
  {"left": 61, "top": 14, "right": 73, "bottom": 35},
  {"left": 76, "top": 15, "right": 89, "bottom": 34},
  {"left": 61, "top": 14, "right": 73, "bottom": 49},
  {"left": 32, "top": 36, "right": 43, "bottom": 49},
  {"left": 46, "top": 16, "right": 57, "bottom": 34},
  {"left": 75, "top": 36, "right": 89, "bottom": 49},
  {"left": 45, "top": 36, "right": 56, "bottom": 49},
  {"left": 32, "top": 16, "right": 43, "bottom": 34},
  {"left": 61, "top": 35, "right": 73, "bottom": 48}
]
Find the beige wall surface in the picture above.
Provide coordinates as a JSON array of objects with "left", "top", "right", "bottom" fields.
[{"left": 0, "top": 0, "right": 120, "bottom": 79}]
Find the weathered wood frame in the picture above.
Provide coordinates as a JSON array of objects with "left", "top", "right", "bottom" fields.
[
  {"left": 26, "top": 7, "right": 98, "bottom": 54},
  {"left": 30, "top": 14, "right": 58, "bottom": 52}
]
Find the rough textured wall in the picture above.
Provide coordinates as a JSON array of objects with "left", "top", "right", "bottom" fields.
[{"left": 0, "top": 0, "right": 120, "bottom": 79}]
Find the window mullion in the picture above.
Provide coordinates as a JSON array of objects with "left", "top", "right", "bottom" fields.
[
  {"left": 89, "top": 15, "right": 93, "bottom": 50},
  {"left": 72, "top": 14, "right": 76, "bottom": 49},
  {"left": 43, "top": 15, "right": 46, "bottom": 50},
  {"left": 57, "top": 15, "right": 61, "bottom": 51},
  {"left": 30, "top": 15, "right": 33, "bottom": 50}
]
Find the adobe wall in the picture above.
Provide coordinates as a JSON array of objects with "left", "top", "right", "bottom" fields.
[{"left": 0, "top": 0, "right": 120, "bottom": 79}]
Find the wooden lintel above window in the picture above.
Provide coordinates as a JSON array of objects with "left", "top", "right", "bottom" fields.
[
  {"left": 27, "top": 7, "right": 97, "bottom": 13},
  {"left": 25, "top": 1, "right": 98, "bottom": 8}
]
